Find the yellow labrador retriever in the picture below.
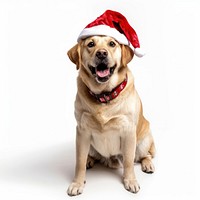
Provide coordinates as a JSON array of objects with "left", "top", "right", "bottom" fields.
[{"left": 67, "top": 36, "right": 155, "bottom": 196}]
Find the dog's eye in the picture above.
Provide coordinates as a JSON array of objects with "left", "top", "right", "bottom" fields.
[
  {"left": 87, "top": 42, "right": 95, "bottom": 48},
  {"left": 109, "top": 41, "right": 116, "bottom": 47}
]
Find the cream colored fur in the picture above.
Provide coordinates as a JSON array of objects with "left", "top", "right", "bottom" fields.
[{"left": 67, "top": 36, "right": 155, "bottom": 196}]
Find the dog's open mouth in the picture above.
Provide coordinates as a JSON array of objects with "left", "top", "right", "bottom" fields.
[{"left": 89, "top": 63, "right": 116, "bottom": 83}]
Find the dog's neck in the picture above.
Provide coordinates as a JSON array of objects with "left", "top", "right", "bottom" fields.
[{"left": 88, "top": 75, "right": 128, "bottom": 103}]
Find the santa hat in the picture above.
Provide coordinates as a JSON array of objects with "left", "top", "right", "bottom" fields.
[{"left": 77, "top": 10, "right": 144, "bottom": 57}]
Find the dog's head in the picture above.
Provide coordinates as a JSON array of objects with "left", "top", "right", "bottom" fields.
[{"left": 68, "top": 36, "right": 134, "bottom": 84}]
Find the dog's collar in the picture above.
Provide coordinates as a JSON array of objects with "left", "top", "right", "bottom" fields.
[{"left": 89, "top": 75, "right": 128, "bottom": 103}]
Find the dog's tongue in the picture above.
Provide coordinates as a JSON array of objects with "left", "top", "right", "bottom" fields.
[{"left": 96, "top": 69, "right": 110, "bottom": 78}]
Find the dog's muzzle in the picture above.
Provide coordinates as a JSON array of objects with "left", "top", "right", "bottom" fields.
[
  {"left": 89, "top": 63, "right": 116, "bottom": 83},
  {"left": 88, "top": 49, "right": 116, "bottom": 83}
]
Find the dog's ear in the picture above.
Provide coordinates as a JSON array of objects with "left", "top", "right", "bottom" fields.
[
  {"left": 121, "top": 45, "right": 134, "bottom": 67},
  {"left": 67, "top": 43, "right": 82, "bottom": 70}
]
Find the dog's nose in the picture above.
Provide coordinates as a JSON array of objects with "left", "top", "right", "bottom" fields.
[{"left": 96, "top": 49, "right": 108, "bottom": 60}]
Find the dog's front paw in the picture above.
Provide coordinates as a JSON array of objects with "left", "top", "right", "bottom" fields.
[
  {"left": 123, "top": 178, "right": 140, "bottom": 193},
  {"left": 67, "top": 182, "right": 85, "bottom": 196}
]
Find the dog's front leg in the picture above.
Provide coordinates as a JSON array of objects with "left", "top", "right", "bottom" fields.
[
  {"left": 122, "top": 126, "right": 140, "bottom": 193},
  {"left": 67, "top": 127, "right": 90, "bottom": 196}
]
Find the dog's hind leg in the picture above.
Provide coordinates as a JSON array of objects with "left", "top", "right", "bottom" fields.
[
  {"left": 86, "top": 146, "right": 102, "bottom": 169},
  {"left": 135, "top": 131, "right": 156, "bottom": 174},
  {"left": 87, "top": 146, "right": 122, "bottom": 169},
  {"left": 141, "top": 141, "right": 155, "bottom": 173},
  {"left": 86, "top": 155, "right": 96, "bottom": 169}
]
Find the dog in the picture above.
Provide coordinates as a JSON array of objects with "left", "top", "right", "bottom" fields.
[{"left": 67, "top": 35, "right": 155, "bottom": 196}]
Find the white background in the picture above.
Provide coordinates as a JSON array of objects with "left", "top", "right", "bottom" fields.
[{"left": 0, "top": 0, "right": 199, "bottom": 199}]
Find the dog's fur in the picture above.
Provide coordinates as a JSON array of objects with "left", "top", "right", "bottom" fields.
[{"left": 67, "top": 36, "right": 155, "bottom": 196}]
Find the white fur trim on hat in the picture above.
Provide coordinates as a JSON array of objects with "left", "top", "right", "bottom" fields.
[
  {"left": 134, "top": 48, "right": 145, "bottom": 58},
  {"left": 77, "top": 24, "right": 129, "bottom": 46}
]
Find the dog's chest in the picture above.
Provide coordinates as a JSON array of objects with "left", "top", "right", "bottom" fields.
[
  {"left": 80, "top": 111, "right": 133, "bottom": 157},
  {"left": 91, "top": 130, "right": 121, "bottom": 157}
]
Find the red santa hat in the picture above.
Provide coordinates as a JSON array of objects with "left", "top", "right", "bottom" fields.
[{"left": 77, "top": 10, "right": 144, "bottom": 57}]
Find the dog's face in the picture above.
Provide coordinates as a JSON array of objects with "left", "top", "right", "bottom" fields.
[
  {"left": 82, "top": 36, "right": 122, "bottom": 83},
  {"left": 68, "top": 36, "right": 134, "bottom": 84}
]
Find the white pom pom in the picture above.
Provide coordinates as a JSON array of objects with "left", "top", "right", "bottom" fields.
[{"left": 134, "top": 48, "right": 145, "bottom": 58}]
